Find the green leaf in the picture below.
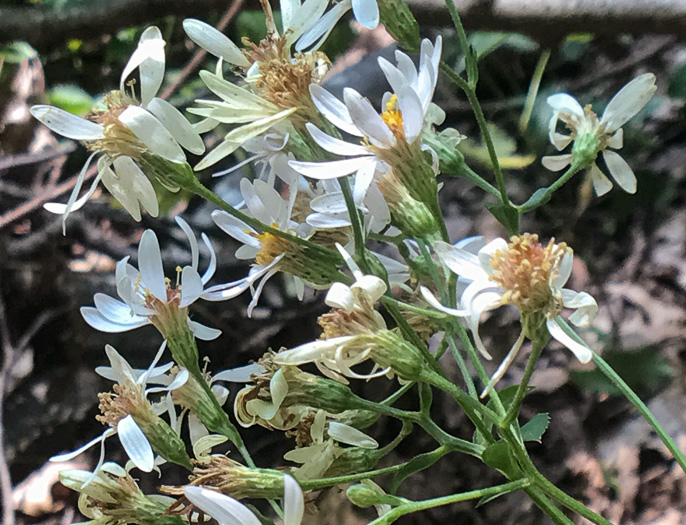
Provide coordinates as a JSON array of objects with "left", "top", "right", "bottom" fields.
[
  {"left": 520, "top": 413, "right": 550, "bottom": 443},
  {"left": 570, "top": 346, "right": 671, "bottom": 396},
  {"left": 48, "top": 84, "right": 94, "bottom": 116},
  {"left": 669, "top": 63, "right": 686, "bottom": 99},
  {"left": 485, "top": 202, "right": 520, "bottom": 235},
  {"left": 482, "top": 442, "right": 520, "bottom": 477},
  {"left": 0, "top": 42, "right": 38, "bottom": 64},
  {"left": 390, "top": 447, "right": 451, "bottom": 493},
  {"left": 519, "top": 187, "right": 551, "bottom": 210}
]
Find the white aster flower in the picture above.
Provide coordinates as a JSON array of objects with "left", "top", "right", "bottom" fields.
[
  {"left": 296, "top": 0, "right": 380, "bottom": 51},
  {"left": 51, "top": 343, "right": 188, "bottom": 483},
  {"left": 542, "top": 73, "right": 656, "bottom": 196},
  {"left": 421, "top": 233, "right": 598, "bottom": 396},
  {"left": 289, "top": 37, "right": 441, "bottom": 207},
  {"left": 182, "top": 5, "right": 330, "bottom": 170},
  {"left": 81, "top": 216, "right": 221, "bottom": 341},
  {"left": 31, "top": 27, "right": 204, "bottom": 230},
  {"left": 184, "top": 473, "right": 304, "bottom": 525},
  {"left": 207, "top": 178, "right": 342, "bottom": 316}
]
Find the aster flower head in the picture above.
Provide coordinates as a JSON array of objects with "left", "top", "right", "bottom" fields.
[
  {"left": 31, "top": 27, "right": 204, "bottom": 230},
  {"left": 289, "top": 37, "right": 443, "bottom": 235},
  {"left": 51, "top": 343, "right": 188, "bottom": 483},
  {"left": 542, "top": 73, "right": 657, "bottom": 196},
  {"left": 81, "top": 216, "right": 221, "bottom": 342},
  {"left": 182, "top": 2, "right": 332, "bottom": 170},
  {"left": 422, "top": 234, "right": 598, "bottom": 396},
  {"left": 184, "top": 473, "right": 304, "bottom": 525},
  {"left": 207, "top": 179, "right": 346, "bottom": 316}
]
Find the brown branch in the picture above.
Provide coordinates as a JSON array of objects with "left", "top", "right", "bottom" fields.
[
  {"left": 0, "top": 0, "right": 249, "bottom": 51},
  {"left": 410, "top": 0, "right": 686, "bottom": 42}
]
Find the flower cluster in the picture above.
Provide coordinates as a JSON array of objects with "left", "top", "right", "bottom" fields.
[{"left": 30, "top": 2, "right": 663, "bottom": 524}]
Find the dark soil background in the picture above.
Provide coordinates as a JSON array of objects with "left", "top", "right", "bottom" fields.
[{"left": 2, "top": 3, "right": 686, "bottom": 524}]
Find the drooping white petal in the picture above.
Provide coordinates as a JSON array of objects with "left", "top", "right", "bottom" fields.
[
  {"left": 352, "top": 0, "right": 379, "bottom": 28},
  {"left": 290, "top": 157, "right": 374, "bottom": 180},
  {"left": 30, "top": 105, "right": 104, "bottom": 140},
  {"left": 309, "top": 84, "right": 362, "bottom": 137},
  {"left": 433, "top": 241, "right": 486, "bottom": 281},
  {"left": 603, "top": 150, "right": 636, "bottom": 194},
  {"left": 182, "top": 19, "right": 251, "bottom": 68},
  {"left": 81, "top": 307, "right": 148, "bottom": 332},
  {"left": 180, "top": 266, "right": 204, "bottom": 307},
  {"left": 328, "top": 421, "right": 378, "bottom": 448},
  {"left": 120, "top": 26, "right": 166, "bottom": 107},
  {"left": 184, "top": 487, "right": 262, "bottom": 525},
  {"left": 306, "top": 122, "right": 369, "bottom": 157},
  {"left": 283, "top": 475, "right": 305, "bottom": 525},
  {"left": 146, "top": 97, "right": 205, "bottom": 154},
  {"left": 546, "top": 317, "right": 592, "bottom": 363},
  {"left": 296, "top": 0, "right": 350, "bottom": 52},
  {"left": 117, "top": 415, "right": 155, "bottom": 472},
  {"left": 50, "top": 432, "right": 107, "bottom": 462},
  {"left": 188, "top": 319, "right": 222, "bottom": 340},
  {"left": 200, "top": 233, "right": 217, "bottom": 284},
  {"left": 546, "top": 93, "right": 584, "bottom": 117},
  {"left": 213, "top": 363, "right": 266, "bottom": 382},
  {"left": 601, "top": 73, "right": 657, "bottom": 132},
  {"left": 554, "top": 251, "right": 573, "bottom": 289},
  {"left": 284, "top": 0, "right": 329, "bottom": 45},
  {"left": 480, "top": 330, "right": 526, "bottom": 398},
  {"left": 118, "top": 106, "right": 185, "bottom": 163},
  {"left": 344, "top": 88, "right": 395, "bottom": 148},
  {"left": 274, "top": 336, "right": 357, "bottom": 365},
  {"left": 588, "top": 162, "right": 613, "bottom": 196},
  {"left": 542, "top": 154, "right": 573, "bottom": 172},
  {"left": 562, "top": 290, "right": 598, "bottom": 327},
  {"left": 420, "top": 286, "right": 467, "bottom": 317}
]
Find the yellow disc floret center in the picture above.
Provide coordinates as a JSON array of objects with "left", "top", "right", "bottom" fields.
[
  {"left": 381, "top": 94, "right": 405, "bottom": 139},
  {"left": 489, "top": 233, "right": 570, "bottom": 318}
]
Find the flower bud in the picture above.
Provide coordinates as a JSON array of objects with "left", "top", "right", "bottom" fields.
[
  {"left": 324, "top": 445, "right": 384, "bottom": 477},
  {"left": 377, "top": 0, "right": 421, "bottom": 52}
]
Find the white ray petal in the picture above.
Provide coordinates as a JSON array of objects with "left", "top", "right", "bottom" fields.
[
  {"left": 30, "top": 105, "right": 104, "bottom": 140},
  {"left": 183, "top": 19, "right": 250, "bottom": 67}
]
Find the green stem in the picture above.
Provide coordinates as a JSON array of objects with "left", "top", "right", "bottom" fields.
[
  {"left": 555, "top": 317, "right": 686, "bottom": 474},
  {"left": 369, "top": 479, "right": 530, "bottom": 524},
  {"left": 519, "top": 49, "right": 551, "bottom": 133},
  {"left": 517, "top": 162, "right": 583, "bottom": 213},
  {"left": 460, "top": 163, "right": 503, "bottom": 199},
  {"left": 446, "top": 332, "right": 478, "bottom": 399},
  {"left": 339, "top": 176, "right": 368, "bottom": 271},
  {"left": 501, "top": 336, "right": 547, "bottom": 428},
  {"left": 523, "top": 489, "right": 576, "bottom": 525},
  {"left": 381, "top": 296, "right": 448, "bottom": 319},
  {"left": 440, "top": 62, "right": 510, "bottom": 206},
  {"left": 421, "top": 369, "right": 498, "bottom": 442},
  {"left": 298, "top": 461, "right": 418, "bottom": 491}
]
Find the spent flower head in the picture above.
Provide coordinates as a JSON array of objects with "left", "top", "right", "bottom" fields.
[{"left": 542, "top": 73, "right": 656, "bottom": 196}]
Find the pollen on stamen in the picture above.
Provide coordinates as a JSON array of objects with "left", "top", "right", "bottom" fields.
[
  {"left": 489, "top": 233, "right": 570, "bottom": 317},
  {"left": 380, "top": 94, "right": 405, "bottom": 139}
]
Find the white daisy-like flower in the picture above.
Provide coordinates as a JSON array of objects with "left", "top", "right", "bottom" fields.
[
  {"left": 206, "top": 178, "right": 315, "bottom": 316},
  {"left": 288, "top": 36, "right": 442, "bottom": 200},
  {"left": 421, "top": 234, "right": 598, "bottom": 396},
  {"left": 542, "top": 73, "right": 657, "bottom": 196},
  {"left": 50, "top": 343, "right": 188, "bottom": 483},
  {"left": 30, "top": 27, "right": 204, "bottom": 230},
  {"left": 296, "top": 0, "right": 379, "bottom": 51},
  {"left": 182, "top": 4, "right": 330, "bottom": 170},
  {"left": 184, "top": 473, "right": 304, "bottom": 525},
  {"left": 80, "top": 216, "right": 221, "bottom": 341}
]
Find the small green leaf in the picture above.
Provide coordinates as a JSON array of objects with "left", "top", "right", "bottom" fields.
[
  {"left": 482, "top": 442, "right": 520, "bottom": 477},
  {"left": 485, "top": 202, "right": 520, "bottom": 235},
  {"left": 669, "top": 63, "right": 686, "bottom": 99},
  {"left": 520, "top": 413, "right": 550, "bottom": 443},
  {"left": 390, "top": 447, "right": 450, "bottom": 493},
  {"left": 520, "top": 187, "right": 551, "bottom": 210}
]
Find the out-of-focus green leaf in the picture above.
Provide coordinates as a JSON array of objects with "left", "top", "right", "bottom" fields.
[
  {"left": 0, "top": 42, "right": 38, "bottom": 64},
  {"left": 47, "top": 85, "right": 94, "bottom": 116},
  {"left": 570, "top": 346, "right": 671, "bottom": 396}
]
